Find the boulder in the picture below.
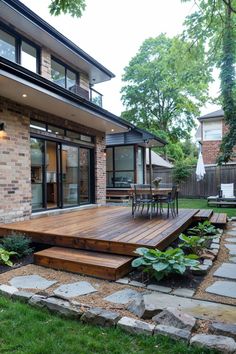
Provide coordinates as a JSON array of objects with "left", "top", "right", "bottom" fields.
[
  {"left": 40, "top": 297, "right": 83, "bottom": 318},
  {"left": 28, "top": 295, "right": 47, "bottom": 308},
  {"left": 152, "top": 307, "right": 196, "bottom": 331},
  {"left": 154, "top": 324, "right": 191, "bottom": 342},
  {"left": 81, "top": 307, "right": 120, "bottom": 327},
  {"left": 12, "top": 290, "right": 34, "bottom": 303},
  {"left": 0, "top": 284, "right": 18, "bottom": 298},
  {"left": 190, "top": 334, "right": 236, "bottom": 354},
  {"left": 209, "top": 322, "right": 236, "bottom": 341},
  {"left": 117, "top": 316, "right": 155, "bottom": 335}
]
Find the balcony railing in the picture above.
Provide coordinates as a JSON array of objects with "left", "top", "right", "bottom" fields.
[
  {"left": 90, "top": 88, "right": 103, "bottom": 107},
  {"left": 69, "top": 85, "right": 103, "bottom": 108}
]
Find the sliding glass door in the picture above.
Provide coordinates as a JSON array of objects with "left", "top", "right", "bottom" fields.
[{"left": 31, "top": 137, "right": 93, "bottom": 211}]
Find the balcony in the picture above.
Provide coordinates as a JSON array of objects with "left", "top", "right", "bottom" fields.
[{"left": 69, "top": 85, "right": 103, "bottom": 107}]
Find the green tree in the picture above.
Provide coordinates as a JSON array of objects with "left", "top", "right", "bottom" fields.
[
  {"left": 182, "top": 0, "right": 236, "bottom": 163},
  {"left": 49, "top": 0, "right": 86, "bottom": 17},
  {"left": 121, "top": 34, "right": 212, "bottom": 142}
]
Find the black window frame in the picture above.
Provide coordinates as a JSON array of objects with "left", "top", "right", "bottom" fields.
[
  {"left": 51, "top": 56, "right": 80, "bottom": 91},
  {"left": 0, "top": 23, "right": 41, "bottom": 74}
]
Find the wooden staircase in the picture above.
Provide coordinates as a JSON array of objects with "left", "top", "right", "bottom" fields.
[
  {"left": 193, "top": 209, "right": 227, "bottom": 227},
  {"left": 34, "top": 247, "right": 133, "bottom": 281}
]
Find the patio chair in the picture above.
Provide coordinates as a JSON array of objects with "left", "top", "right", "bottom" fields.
[
  {"left": 131, "top": 184, "right": 156, "bottom": 219},
  {"left": 207, "top": 183, "right": 236, "bottom": 206},
  {"left": 155, "top": 185, "right": 178, "bottom": 218}
]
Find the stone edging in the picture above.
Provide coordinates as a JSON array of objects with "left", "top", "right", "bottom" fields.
[{"left": 0, "top": 284, "right": 236, "bottom": 354}]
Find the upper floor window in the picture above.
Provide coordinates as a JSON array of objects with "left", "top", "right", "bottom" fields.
[
  {"left": 51, "top": 58, "right": 78, "bottom": 91},
  {"left": 0, "top": 27, "right": 39, "bottom": 73},
  {"left": 203, "top": 120, "right": 222, "bottom": 141}
]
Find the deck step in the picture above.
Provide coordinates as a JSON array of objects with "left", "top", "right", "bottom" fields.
[
  {"left": 34, "top": 247, "right": 133, "bottom": 281},
  {"left": 193, "top": 209, "right": 213, "bottom": 221},
  {"left": 210, "top": 212, "right": 227, "bottom": 227}
]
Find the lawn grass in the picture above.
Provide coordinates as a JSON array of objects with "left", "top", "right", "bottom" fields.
[
  {"left": 0, "top": 296, "right": 218, "bottom": 354},
  {"left": 179, "top": 198, "right": 236, "bottom": 218}
]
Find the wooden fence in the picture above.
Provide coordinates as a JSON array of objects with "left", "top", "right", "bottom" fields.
[{"left": 147, "top": 164, "right": 236, "bottom": 198}]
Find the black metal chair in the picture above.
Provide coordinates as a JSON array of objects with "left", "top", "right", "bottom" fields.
[
  {"left": 155, "top": 185, "right": 178, "bottom": 218},
  {"left": 131, "top": 184, "right": 156, "bottom": 219}
]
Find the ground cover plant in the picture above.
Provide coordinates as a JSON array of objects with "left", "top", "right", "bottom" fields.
[
  {"left": 0, "top": 296, "right": 217, "bottom": 354},
  {"left": 0, "top": 248, "right": 17, "bottom": 266},
  {"left": 178, "top": 198, "right": 235, "bottom": 218},
  {"left": 0, "top": 233, "right": 34, "bottom": 258},
  {"left": 132, "top": 247, "right": 200, "bottom": 281}
]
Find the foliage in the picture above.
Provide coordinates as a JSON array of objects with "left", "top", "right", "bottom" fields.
[
  {"left": 182, "top": 0, "right": 236, "bottom": 162},
  {"left": 1, "top": 233, "right": 34, "bottom": 258},
  {"left": 172, "top": 160, "right": 192, "bottom": 184},
  {"left": 0, "top": 297, "right": 213, "bottom": 354},
  {"left": 132, "top": 247, "right": 199, "bottom": 281},
  {"left": 179, "top": 233, "right": 207, "bottom": 255},
  {"left": 121, "top": 34, "right": 212, "bottom": 142},
  {"left": 49, "top": 0, "right": 86, "bottom": 17},
  {"left": 0, "top": 248, "right": 17, "bottom": 266},
  {"left": 188, "top": 221, "right": 220, "bottom": 237}
]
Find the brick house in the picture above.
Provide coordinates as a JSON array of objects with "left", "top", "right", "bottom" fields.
[
  {"left": 0, "top": 0, "right": 165, "bottom": 224},
  {"left": 196, "top": 109, "right": 236, "bottom": 165}
]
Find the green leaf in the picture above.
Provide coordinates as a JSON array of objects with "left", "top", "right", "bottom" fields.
[
  {"left": 132, "top": 257, "right": 144, "bottom": 268},
  {"left": 152, "top": 262, "right": 169, "bottom": 272}
]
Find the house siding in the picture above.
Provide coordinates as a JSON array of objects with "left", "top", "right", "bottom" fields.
[{"left": 0, "top": 96, "right": 106, "bottom": 223}]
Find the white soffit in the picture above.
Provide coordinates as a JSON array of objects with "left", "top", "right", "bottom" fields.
[{"left": 0, "top": 73, "right": 127, "bottom": 134}]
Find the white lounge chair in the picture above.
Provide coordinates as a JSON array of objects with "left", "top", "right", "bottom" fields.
[{"left": 207, "top": 183, "right": 236, "bottom": 206}]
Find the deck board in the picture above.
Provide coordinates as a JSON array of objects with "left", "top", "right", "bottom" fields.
[{"left": 0, "top": 206, "right": 200, "bottom": 256}]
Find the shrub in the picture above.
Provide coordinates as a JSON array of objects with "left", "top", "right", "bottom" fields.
[
  {"left": 1, "top": 233, "right": 34, "bottom": 258},
  {"left": 0, "top": 247, "right": 17, "bottom": 266},
  {"left": 132, "top": 247, "right": 200, "bottom": 281},
  {"left": 172, "top": 160, "right": 192, "bottom": 185},
  {"left": 188, "top": 221, "right": 220, "bottom": 238},
  {"left": 179, "top": 234, "right": 207, "bottom": 256}
]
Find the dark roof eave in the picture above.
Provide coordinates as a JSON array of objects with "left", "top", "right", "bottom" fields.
[{"left": 2, "top": 0, "right": 115, "bottom": 80}]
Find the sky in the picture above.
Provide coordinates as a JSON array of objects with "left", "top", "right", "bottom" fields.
[{"left": 21, "top": 0, "right": 220, "bottom": 117}]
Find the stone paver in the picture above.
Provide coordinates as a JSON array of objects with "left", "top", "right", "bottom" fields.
[
  {"left": 142, "top": 292, "right": 236, "bottom": 323},
  {"left": 9, "top": 275, "right": 57, "bottom": 290},
  {"left": 209, "top": 322, "right": 236, "bottom": 341},
  {"left": 129, "top": 280, "right": 146, "bottom": 288},
  {"left": 104, "top": 288, "right": 143, "bottom": 304},
  {"left": 117, "top": 316, "right": 154, "bottom": 335},
  {"left": 41, "top": 297, "right": 83, "bottom": 318},
  {"left": 206, "top": 281, "right": 236, "bottom": 298},
  {"left": 214, "top": 263, "right": 236, "bottom": 280},
  {"left": 146, "top": 284, "right": 172, "bottom": 293},
  {"left": 115, "top": 278, "right": 129, "bottom": 285},
  {"left": 225, "top": 244, "right": 236, "bottom": 255},
  {"left": 53, "top": 281, "right": 97, "bottom": 298},
  {"left": 154, "top": 324, "right": 191, "bottom": 342},
  {"left": 225, "top": 238, "right": 236, "bottom": 243},
  {"left": 190, "top": 334, "right": 236, "bottom": 354},
  {"left": 226, "top": 230, "right": 236, "bottom": 236},
  {"left": 172, "top": 288, "right": 195, "bottom": 298}
]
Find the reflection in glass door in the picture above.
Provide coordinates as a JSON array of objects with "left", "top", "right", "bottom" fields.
[
  {"left": 62, "top": 145, "right": 79, "bottom": 207},
  {"left": 80, "top": 148, "right": 90, "bottom": 203},
  {"left": 31, "top": 138, "right": 44, "bottom": 211},
  {"left": 46, "top": 141, "right": 58, "bottom": 209}
]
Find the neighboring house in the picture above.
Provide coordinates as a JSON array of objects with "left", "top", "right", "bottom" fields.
[
  {"left": 146, "top": 150, "right": 173, "bottom": 183},
  {"left": 197, "top": 109, "right": 234, "bottom": 165},
  {"left": 106, "top": 128, "right": 166, "bottom": 198},
  {"left": 0, "top": 0, "right": 165, "bottom": 223}
]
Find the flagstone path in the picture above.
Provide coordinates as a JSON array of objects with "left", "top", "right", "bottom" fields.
[{"left": 206, "top": 222, "right": 236, "bottom": 299}]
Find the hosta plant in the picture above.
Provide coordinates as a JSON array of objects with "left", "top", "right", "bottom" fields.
[
  {"left": 132, "top": 247, "right": 200, "bottom": 281},
  {"left": 188, "top": 221, "right": 220, "bottom": 238},
  {"left": 0, "top": 247, "right": 17, "bottom": 266},
  {"left": 179, "top": 234, "right": 206, "bottom": 256}
]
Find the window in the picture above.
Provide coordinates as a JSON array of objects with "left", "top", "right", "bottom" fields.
[
  {"left": 51, "top": 58, "right": 78, "bottom": 91},
  {"left": 106, "top": 146, "right": 135, "bottom": 188},
  {"left": 0, "top": 27, "right": 39, "bottom": 73},
  {"left": 203, "top": 121, "right": 222, "bottom": 141},
  {"left": 0, "top": 29, "right": 16, "bottom": 62}
]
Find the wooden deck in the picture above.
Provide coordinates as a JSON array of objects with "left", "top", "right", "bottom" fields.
[
  {"left": 0, "top": 206, "right": 227, "bottom": 279},
  {"left": 0, "top": 206, "right": 199, "bottom": 256}
]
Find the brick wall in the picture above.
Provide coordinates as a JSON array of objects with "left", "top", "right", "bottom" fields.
[
  {"left": 0, "top": 99, "right": 31, "bottom": 223},
  {"left": 201, "top": 120, "right": 236, "bottom": 164},
  {"left": 0, "top": 97, "right": 106, "bottom": 223}
]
